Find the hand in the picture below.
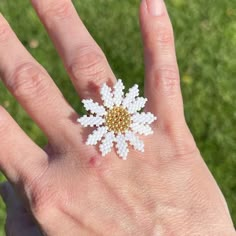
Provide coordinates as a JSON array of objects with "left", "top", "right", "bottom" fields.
[{"left": 0, "top": 0, "right": 235, "bottom": 235}]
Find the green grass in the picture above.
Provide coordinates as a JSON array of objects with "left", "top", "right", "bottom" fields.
[{"left": 0, "top": 0, "right": 235, "bottom": 234}]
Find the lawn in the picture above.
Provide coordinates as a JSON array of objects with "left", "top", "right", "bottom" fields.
[{"left": 0, "top": 0, "right": 235, "bottom": 234}]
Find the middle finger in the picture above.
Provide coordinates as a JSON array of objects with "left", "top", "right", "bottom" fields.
[{"left": 31, "top": 0, "right": 116, "bottom": 100}]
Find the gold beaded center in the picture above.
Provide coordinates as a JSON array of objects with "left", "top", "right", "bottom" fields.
[{"left": 105, "top": 106, "right": 131, "bottom": 133}]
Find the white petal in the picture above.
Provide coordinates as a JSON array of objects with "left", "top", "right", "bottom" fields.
[
  {"left": 100, "top": 83, "right": 114, "bottom": 109},
  {"left": 99, "top": 132, "right": 115, "bottom": 156},
  {"left": 86, "top": 127, "right": 108, "bottom": 145},
  {"left": 128, "top": 97, "right": 147, "bottom": 114},
  {"left": 122, "top": 84, "right": 139, "bottom": 108},
  {"left": 125, "top": 131, "right": 144, "bottom": 152},
  {"left": 131, "top": 112, "right": 157, "bottom": 125},
  {"left": 116, "top": 134, "right": 129, "bottom": 160},
  {"left": 113, "top": 79, "right": 124, "bottom": 106},
  {"left": 130, "top": 123, "right": 154, "bottom": 136},
  {"left": 78, "top": 115, "right": 104, "bottom": 127},
  {"left": 82, "top": 99, "right": 106, "bottom": 116}
]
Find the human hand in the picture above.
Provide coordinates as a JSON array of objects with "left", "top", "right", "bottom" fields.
[{"left": 0, "top": 0, "right": 235, "bottom": 235}]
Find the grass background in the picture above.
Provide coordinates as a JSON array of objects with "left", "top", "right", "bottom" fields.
[{"left": 0, "top": 0, "right": 235, "bottom": 234}]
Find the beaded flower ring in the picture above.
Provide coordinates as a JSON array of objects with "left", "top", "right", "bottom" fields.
[{"left": 78, "top": 80, "right": 157, "bottom": 160}]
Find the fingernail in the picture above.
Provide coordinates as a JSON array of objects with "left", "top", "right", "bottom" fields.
[{"left": 146, "top": 0, "right": 164, "bottom": 16}]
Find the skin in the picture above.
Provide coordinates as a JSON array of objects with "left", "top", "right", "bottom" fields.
[{"left": 0, "top": 0, "right": 235, "bottom": 235}]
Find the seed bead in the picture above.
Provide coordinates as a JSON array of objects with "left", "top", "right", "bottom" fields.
[{"left": 105, "top": 106, "right": 131, "bottom": 133}]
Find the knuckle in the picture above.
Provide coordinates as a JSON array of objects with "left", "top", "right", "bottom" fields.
[
  {"left": 154, "top": 66, "right": 180, "bottom": 90},
  {"left": 31, "top": 191, "right": 59, "bottom": 226},
  {"left": 24, "top": 165, "right": 56, "bottom": 221},
  {"left": 0, "top": 20, "right": 11, "bottom": 43},
  {"left": 8, "top": 63, "right": 51, "bottom": 102},
  {"left": 28, "top": 178, "right": 67, "bottom": 227},
  {"left": 166, "top": 124, "right": 198, "bottom": 158},
  {"left": 30, "top": 184, "right": 56, "bottom": 220},
  {"left": 41, "top": 0, "right": 72, "bottom": 21},
  {"left": 68, "top": 46, "right": 108, "bottom": 87},
  {"left": 34, "top": 205, "right": 59, "bottom": 227},
  {"left": 156, "top": 25, "right": 174, "bottom": 45}
]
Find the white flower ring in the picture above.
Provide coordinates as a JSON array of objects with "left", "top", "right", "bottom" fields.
[{"left": 78, "top": 80, "right": 157, "bottom": 160}]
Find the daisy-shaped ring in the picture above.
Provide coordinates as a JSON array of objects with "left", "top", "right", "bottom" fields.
[{"left": 78, "top": 80, "right": 157, "bottom": 160}]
